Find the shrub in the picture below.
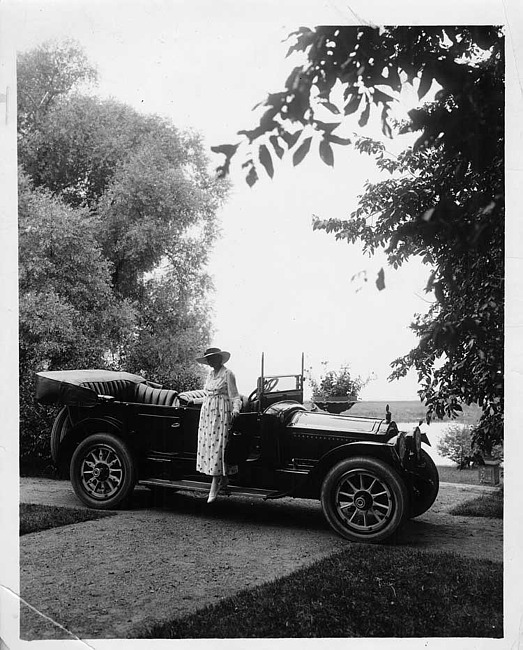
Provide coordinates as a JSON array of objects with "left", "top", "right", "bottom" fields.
[
  {"left": 438, "top": 424, "right": 504, "bottom": 469},
  {"left": 437, "top": 425, "right": 482, "bottom": 469},
  {"left": 308, "top": 363, "right": 368, "bottom": 401},
  {"left": 19, "top": 371, "right": 61, "bottom": 474}
]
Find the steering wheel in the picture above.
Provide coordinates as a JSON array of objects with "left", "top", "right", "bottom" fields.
[
  {"left": 247, "top": 377, "right": 280, "bottom": 405},
  {"left": 264, "top": 377, "right": 279, "bottom": 392}
]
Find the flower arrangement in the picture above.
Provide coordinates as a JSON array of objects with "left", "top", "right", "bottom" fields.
[{"left": 308, "top": 363, "right": 368, "bottom": 402}]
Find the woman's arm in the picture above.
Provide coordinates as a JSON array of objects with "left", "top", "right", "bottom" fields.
[
  {"left": 179, "top": 388, "right": 208, "bottom": 405},
  {"left": 226, "top": 369, "right": 242, "bottom": 414},
  {"left": 189, "top": 395, "right": 206, "bottom": 405}
]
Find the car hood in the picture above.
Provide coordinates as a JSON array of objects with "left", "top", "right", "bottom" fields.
[{"left": 287, "top": 410, "right": 387, "bottom": 435}]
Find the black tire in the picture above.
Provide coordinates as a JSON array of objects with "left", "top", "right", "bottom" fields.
[
  {"left": 321, "top": 456, "right": 408, "bottom": 543},
  {"left": 70, "top": 433, "right": 136, "bottom": 509},
  {"left": 408, "top": 449, "right": 440, "bottom": 518},
  {"left": 50, "top": 406, "right": 72, "bottom": 466}
]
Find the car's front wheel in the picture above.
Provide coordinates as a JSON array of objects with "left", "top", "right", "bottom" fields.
[
  {"left": 70, "top": 433, "right": 136, "bottom": 509},
  {"left": 321, "top": 457, "right": 408, "bottom": 543}
]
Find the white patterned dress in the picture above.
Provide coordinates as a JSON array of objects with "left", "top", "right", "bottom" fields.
[{"left": 196, "top": 366, "right": 242, "bottom": 476}]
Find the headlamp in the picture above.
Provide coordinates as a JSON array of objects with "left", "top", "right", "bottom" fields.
[{"left": 396, "top": 431, "right": 406, "bottom": 463}]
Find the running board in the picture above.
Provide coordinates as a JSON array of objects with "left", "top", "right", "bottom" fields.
[{"left": 139, "top": 478, "right": 282, "bottom": 500}]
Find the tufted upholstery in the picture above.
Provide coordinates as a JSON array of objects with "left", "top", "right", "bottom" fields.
[
  {"left": 80, "top": 379, "right": 179, "bottom": 406},
  {"left": 81, "top": 380, "right": 251, "bottom": 410},
  {"left": 133, "top": 382, "right": 179, "bottom": 406},
  {"left": 81, "top": 380, "right": 137, "bottom": 402}
]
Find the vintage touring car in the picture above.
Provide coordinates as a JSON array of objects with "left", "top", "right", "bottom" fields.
[{"left": 35, "top": 358, "right": 439, "bottom": 543}]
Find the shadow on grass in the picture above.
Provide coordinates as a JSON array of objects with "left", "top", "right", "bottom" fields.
[
  {"left": 20, "top": 503, "right": 116, "bottom": 535},
  {"left": 449, "top": 490, "right": 503, "bottom": 518}
]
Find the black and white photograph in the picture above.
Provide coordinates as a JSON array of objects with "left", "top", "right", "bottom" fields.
[{"left": 0, "top": 0, "right": 521, "bottom": 646}]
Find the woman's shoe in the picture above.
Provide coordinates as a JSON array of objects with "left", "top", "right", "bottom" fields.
[{"left": 207, "top": 477, "right": 221, "bottom": 503}]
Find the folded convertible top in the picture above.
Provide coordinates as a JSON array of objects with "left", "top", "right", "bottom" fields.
[{"left": 35, "top": 369, "right": 147, "bottom": 406}]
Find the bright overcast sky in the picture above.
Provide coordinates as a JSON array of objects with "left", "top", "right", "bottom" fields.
[{"left": 7, "top": 0, "right": 512, "bottom": 399}]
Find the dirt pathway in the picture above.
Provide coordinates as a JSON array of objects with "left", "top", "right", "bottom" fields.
[{"left": 19, "top": 478, "right": 502, "bottom": 640}]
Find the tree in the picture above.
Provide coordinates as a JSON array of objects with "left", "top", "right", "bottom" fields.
[
  {"left": 18, "top": 41, "right": 229, "bottom": 468},
  {"left": 18, "top": 172, "right": 136, "bottom": 368},
  {"left": 19, "top": 94, "right": 176, "bottom": 207},
  {"left": 95, "top": 124, "right": 222, "bottom": 300},
  {"left": 17, "top": 39, "right": 97, "bottom": 133},
  {"left": 18, "top": 172, "right": 136, "bottom": 466},
  {"left": 19, "top": 91, "right": 227, "bottom": 300},
  {"left": 214, "top": 26, "right": 504, "bottom": 453},
  {"left": 124, "top": 269, "right": 212, "bottom": 390}
]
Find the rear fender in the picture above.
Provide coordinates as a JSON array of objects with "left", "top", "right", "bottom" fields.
[
  {"left": 303, "top": 441, "right": 402, "bottom": 496},
  {"left": 57, "top": 416, "right": 125, "bottom": 469}
]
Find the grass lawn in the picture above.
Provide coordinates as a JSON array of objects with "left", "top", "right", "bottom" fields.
[
  {"left": 138, "top": 545, "right": 502, "bottom": 639},
  {"left": 437, "top": 464, "right": 503, "bottom": 487},
  {"left": 437, "top": 465, "right": 481, "bottom": 486},
  {"left": 449, "top": 489, "right": 503, "bottom": 519},
  {"left": 20, "top": 503, "right": 115, "bottom": 535}
]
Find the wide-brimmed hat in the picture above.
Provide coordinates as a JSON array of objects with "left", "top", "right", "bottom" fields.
[{"left": 196, "top": 347, "right": 231, "bottom": 364}]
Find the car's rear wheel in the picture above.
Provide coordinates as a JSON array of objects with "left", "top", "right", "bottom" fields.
[
  {"left": 321, "top": 457, "right": 408, "bottom": 543},
  {"left": 408, "top": 449, "right": 439, "bottom": 518},
  {"left": 70, "top": 433, "right": 136, "bottom": 509}
]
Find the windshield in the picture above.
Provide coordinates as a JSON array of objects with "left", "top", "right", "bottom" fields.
[{"left": 260, "top": 375, "right": 302, "bottom": 394}]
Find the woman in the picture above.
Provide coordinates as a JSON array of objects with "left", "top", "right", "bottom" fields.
[{"left": 193, "top": 347, "right": 242, "bottom": 503}]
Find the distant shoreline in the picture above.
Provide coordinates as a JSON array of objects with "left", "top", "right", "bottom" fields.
[{"left": 306, "top": 399, "right": 481, "bottom": 427}]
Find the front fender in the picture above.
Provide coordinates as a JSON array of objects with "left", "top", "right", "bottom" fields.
[{"left": 298, "top": 441, "right": 402, "bottom": 498}]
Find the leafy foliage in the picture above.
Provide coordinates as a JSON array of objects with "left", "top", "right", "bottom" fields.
[
  {"left": 17, "top": 39, "right": 97, "bottom": 133},
  {"left": 19, "top": 172, "right": 137, "bottom": 371},
  {"left": 19, "top": 92, "right": 227, "bottom": 298},
  {"left": 216, "top": 26, "right": 504, "bottom": 453},
  {"left": 216, "top": 27, "right": 502, "bottom": 181},
  {"left": 18, "top": 172, "right": 137, "bottom": 465},
  {"left": 438, "top": 424, "right": 503, "bottom": 468},
  {"left": 308, "top": 363, "right": 368, "bottom": 401},
  {"left": 18, "top": 42, "right": 228, "bottom": 468},
  {"left": 124, "top": 269, "right": 212, "bottom": 390},
  {"left": 437, "top": 425, "right": 481, "bottom": 469}
]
